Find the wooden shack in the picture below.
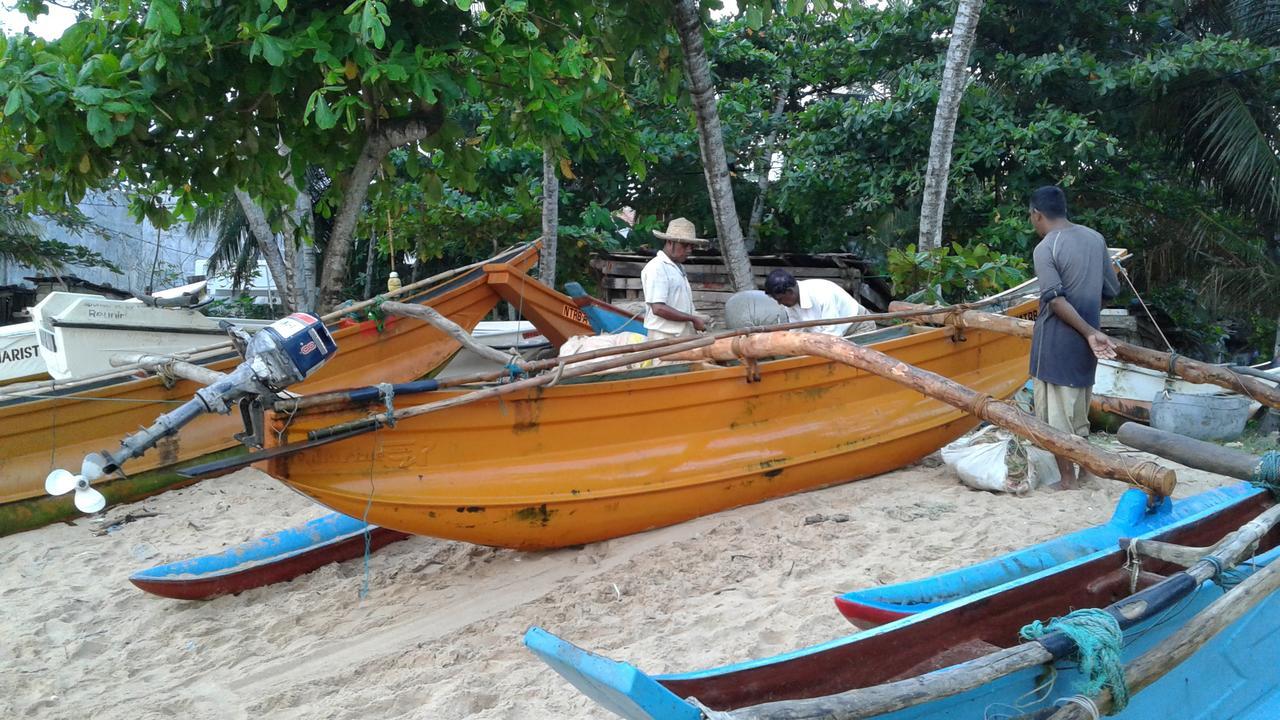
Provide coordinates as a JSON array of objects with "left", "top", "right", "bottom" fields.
[{"left": 590, "top": 250, "right": 890, "bottom": 326}]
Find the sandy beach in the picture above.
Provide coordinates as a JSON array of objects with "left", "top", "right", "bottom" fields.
[{"left": 0, "top": 436, "right": 1238, "bottom": 720}]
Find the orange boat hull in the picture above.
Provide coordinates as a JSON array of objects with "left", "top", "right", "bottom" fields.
[
  {"left": 268, "top": 305, "right": 1035, "bottom": 550},
  {"left": 0, "top": 245, "right": 539, "bottom": 522}
]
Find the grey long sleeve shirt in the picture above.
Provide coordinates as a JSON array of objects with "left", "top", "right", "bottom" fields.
[{"left": 1028, "top": 224, "right": 1120, "bottom": 388}]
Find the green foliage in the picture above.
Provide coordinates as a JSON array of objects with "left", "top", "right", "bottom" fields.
[
  {"left": 1144, "top": 283, "right": 1232, "bottom": 360},
  {"left": 3, "top": 0, "right": 1277, "bottom": 356},
  {"left": 202, "top": 295, "right": 281, "bottom": 321},
  {"left": 887, "top": 243, "right": 1028, "bottom": 304}
]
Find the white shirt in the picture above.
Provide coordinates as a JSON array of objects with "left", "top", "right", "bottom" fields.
[
  {"left": 784, "top": 279, "right": 873, "bottom": 336},
  {"left": 641, "top": 250, "right": 696, "bottom": 336}
]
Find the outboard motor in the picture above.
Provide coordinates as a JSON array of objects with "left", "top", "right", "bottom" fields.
[{"left": 45, "top": 313, "right": 338, "bottom": 513}]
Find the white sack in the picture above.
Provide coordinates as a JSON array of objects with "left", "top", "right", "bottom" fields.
[{"left": 940, "top": 425, "right": 1059, "bottom": 495}]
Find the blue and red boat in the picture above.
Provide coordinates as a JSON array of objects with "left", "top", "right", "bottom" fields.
[{"left": 526, "top": 483, "right": 1280, "bottom": 719}]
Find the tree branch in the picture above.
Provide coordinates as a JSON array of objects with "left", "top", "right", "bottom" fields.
[{"left": 318, "top": 108, "right": 445, "bottom": 311}]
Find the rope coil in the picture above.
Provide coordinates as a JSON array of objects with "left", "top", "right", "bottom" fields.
[
  {"left": 1019, "top": 608, "right": 1130, "bottom": 713},
  {"left": 1250, "top": 451, "right": 1280, "bottom": 498}
]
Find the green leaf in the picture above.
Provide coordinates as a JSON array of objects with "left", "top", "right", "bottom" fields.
[
  {"left": 86, "top": 107, "right": 114, "bottom": 146},
  {"left": 424, "top": 173, "right": 443, "bottom": 204},
  {"left": 144, "top": 0, "right": 182, "bottom": 35},
  {"left": 3, "top": 88, "right": 25, "bottom": 117},
  {"left": 491, "top": 27, "right": 505, "bottom": 46},
  {"left": 746, "top": 7, "right": 763, "bottom": 29},
  {"left": 73, "top": 86, "right": 106, "bottom": 105},
  {"left": 313, "top": 96, "right": 337, "bottom": 129},
  {"left": 455, "top": 0, "right": 471, "bottom": 9},
  {"left": 260, "top": 36, "right": 285, "bottom": 66}
]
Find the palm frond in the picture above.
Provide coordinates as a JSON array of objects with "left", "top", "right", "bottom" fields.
[{"left": 1186, "top": 83, "right": 1280, "bottom": 222}]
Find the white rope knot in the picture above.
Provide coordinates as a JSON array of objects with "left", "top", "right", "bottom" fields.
[
  {"left": 1058, "top": 694, "right": 1101, "bottom": 720},
  {"left": 1124, "top": 538, "right": 1142, "bottom": 594},
  {"left": 546, "top": 360, "right": 567, "bottom": 387},
  {"left": 376, "top": 382, "right": 396, "bottom": 427}
]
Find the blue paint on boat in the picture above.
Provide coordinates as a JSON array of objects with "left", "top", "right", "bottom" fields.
[
  {"left": 870, "top": 546, "right": 1280, "bottom": 720},
  {"left": 526, "top": 484, "right": 1278, "bottom": 720},
  {"left": 834, "top": 484, "right": 1253, "bottom": 623},
  {"left": 525, "top": 628, "right": 700, "bottom": 720},
  {"left": 564, "top": 282, "right": 647, "bottom": 335},
  {"left": 129, "top": 512, "right": 406, "bottom": 599}
]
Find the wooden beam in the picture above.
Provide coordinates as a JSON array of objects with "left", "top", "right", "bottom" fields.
[
  {"left": 665, "top": 332, "right": 1176, "bottom": 497},
  {"left": 890, "top": 302, "right": 1280, "bottom": 411}
]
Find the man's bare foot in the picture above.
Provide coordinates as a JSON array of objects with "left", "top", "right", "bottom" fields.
[{"left": 1049, "top": 478, "right": 1078, "bottom": 492}]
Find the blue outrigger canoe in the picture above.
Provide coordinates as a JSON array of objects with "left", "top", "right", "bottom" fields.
[
  {"left": 130, "top": 512, "right": 410, "bottom": 600},
  {"left": 526, "top": 483, "right": 1280, "bottom": 719},
  {"left": 833, "top": 484, "right": 1251, "bottom": 626}
]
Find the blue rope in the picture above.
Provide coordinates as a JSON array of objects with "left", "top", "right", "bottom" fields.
[
  {"left": 1020, "top": 608, "right": 1130, "bottom": 712},
  {"left": 1250, "top": 451, "right": 1280, "bottom": 499},
  {"left": 505, "top": 361, "right": 526, "bottom": 381}
]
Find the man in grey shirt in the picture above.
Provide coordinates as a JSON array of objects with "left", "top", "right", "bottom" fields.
[
  {"left": 1028, "top": 186, "right": 1120, "bottom": 489},
  {"left": 724, "top": 289, "right": 788, "bottom": 329}
]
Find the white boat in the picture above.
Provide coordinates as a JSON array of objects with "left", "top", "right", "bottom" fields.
[
  {"left": 1093, "top": 358, "right": 1277, "bottom": 422},
  {"left": 30, "top": 285, "right": 273, "bottom": 381},
  {"left": 0, "top": 322, "right": 44, "bottom": 384},
  {"left": 436, "top": 320, "right": 551, "bottom": 379}
]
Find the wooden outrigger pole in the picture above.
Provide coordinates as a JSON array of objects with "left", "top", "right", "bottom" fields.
[
  {"left": 891, "top": 301, "right": 1280, "bottom": 411},
  {"left": 664, "top": 332, "right": 1176, "bottom": 497}
]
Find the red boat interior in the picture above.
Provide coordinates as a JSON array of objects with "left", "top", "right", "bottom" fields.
[{"left": 662, "top": 493, "right": 1278, "bottom": 711}]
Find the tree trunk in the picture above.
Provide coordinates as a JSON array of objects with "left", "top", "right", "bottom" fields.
[
  {"left": 317, "top": 112, "right": 443, "bottom": 311},
  {"left": 745, "top": 74, "right": 790, "bottom": 252},
  {"left": 233, "top": 189, "right": 294, "bottom": 312},
  {"left": 917, "top": 0, "right": 985, "bottom": 252},
  {"left": 671, "top": 0, "right": 753, "bottom": 291},
  {"left": 539, "top": 143, "right": 560, "bottom": 288},
  {"left": 363, "top": 229, "right": 378, "bottom": 301},
  {"left": 285, "top": 174, "right": 317, "bottom": 313},
  {"left": 282, "top": 229, "right": 300, "bottom": 311}
]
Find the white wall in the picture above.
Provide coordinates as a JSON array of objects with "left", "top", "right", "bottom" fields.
[{"left": 1, "top": 190, "right": 216, "bottom": 294}]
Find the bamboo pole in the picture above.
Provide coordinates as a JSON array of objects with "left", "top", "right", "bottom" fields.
[
  {"left": 276, "top": 298, "right": 1017, "bottom": 412},
  {"left": 720, "top": 503, "right": 1280, "bottom": 720},
  {"left": 306, "top": 332, "right": 721, "bottom": 440},
  {"left": 379, "top": 301, "right": 512, "bottom": 365},
  {"left": 890, "top": 301, "right": 1280, "bottom": 411},
  {"left": 109, "top": 353, "right": 229, "bottom": 387},
  {"left": 1040, "top": 553, "right": 1280, "bottom": 720},
  {"left": 664, "top": 332, "right": 1175, "bottom": 496}
]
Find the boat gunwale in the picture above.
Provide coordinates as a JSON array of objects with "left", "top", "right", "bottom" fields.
[
  {"left": 652, "top": 485, "right": 1271, "bottom": 685},
  {"left": 273, "top": 298, "right": 1038, "bottom": 425}
]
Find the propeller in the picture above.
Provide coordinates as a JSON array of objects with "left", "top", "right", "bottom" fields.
[{"left": 45, "top": 452, "right": 110, "bottom": 514}]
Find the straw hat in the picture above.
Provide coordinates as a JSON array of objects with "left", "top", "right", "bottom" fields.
[{"left": 653, "top": 217, "right": 711, "bottom": 247}]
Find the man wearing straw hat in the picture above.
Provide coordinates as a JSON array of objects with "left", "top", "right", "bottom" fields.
[{"left": 642, "top": 218, "right": 710, "bottom": 339}]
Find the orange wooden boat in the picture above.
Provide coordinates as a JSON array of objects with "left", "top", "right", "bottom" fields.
[
  {"left": 0, "top": 243, "right": 541, "bottom": 535},
  {"left": 260, "top": 299, "right": 1039, "bottom": 550}
]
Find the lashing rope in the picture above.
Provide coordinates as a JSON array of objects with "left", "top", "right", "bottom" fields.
[{"left": 1019, "top": 608, "right": 1130, "bottom": 713}]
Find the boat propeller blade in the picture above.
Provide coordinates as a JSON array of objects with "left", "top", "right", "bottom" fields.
[
  {"left": 81, "top": 453, "right": 109, "bottom": 482},
  {"left": 45, "top": 469, "right": 78, "bottom": 496},
  {"left": 74, "top": 485, "right": 107, "bottom": 514}
]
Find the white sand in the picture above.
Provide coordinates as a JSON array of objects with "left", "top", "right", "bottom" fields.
[{"left": 0, "top": 438, "right": 1238, "bottom": 720}]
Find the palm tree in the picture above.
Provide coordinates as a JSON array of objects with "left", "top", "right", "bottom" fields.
[
  {"left": 918, "top": 0, "right": 986, "bottom": 252},
  {"left": 188, "top": 197, "right": 259, "bottom": 298},
  {"left": 671, "top": 0, "right": 754, "bottom": 291}
]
